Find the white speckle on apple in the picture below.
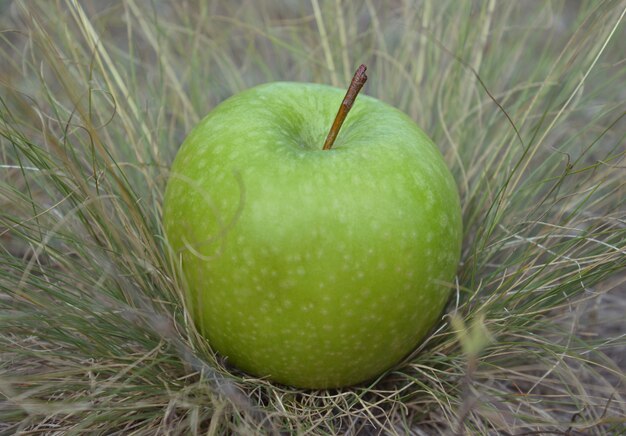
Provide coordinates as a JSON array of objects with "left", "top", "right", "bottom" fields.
[
  {"left": 426, "top": 190, "right": 435, "bottom": 208},
  {"left": 439, "top": 213, "right": 449, "bottom": 228}
]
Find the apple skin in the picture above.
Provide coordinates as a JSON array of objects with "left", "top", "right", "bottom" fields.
[{"left": 163, "top": 82, "right": 462, "bottom": 389}]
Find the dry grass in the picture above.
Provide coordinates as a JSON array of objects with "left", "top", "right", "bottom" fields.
[{"left": 1, "top": 0, "right": 624, "bottom": 434}]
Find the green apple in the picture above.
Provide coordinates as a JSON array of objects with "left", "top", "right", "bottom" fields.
[{"left": 163, "top": 69, "right": 462, "bottom": 389}]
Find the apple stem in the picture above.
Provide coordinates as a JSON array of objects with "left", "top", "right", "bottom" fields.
[{"left": 322, "top": 64, "right": 368, "bottom": 151}]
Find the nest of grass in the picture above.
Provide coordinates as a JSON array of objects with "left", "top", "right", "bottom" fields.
[{"left": 1, "top": 1, "right": 624, "bottom": 434}]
